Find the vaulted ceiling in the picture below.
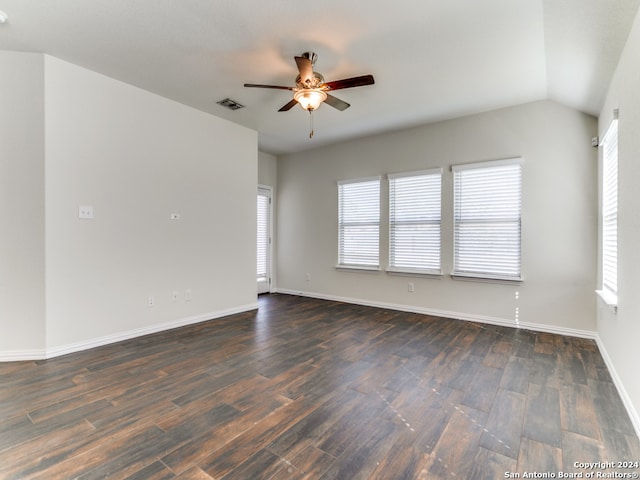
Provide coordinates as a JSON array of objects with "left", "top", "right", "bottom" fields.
[{"left": 1, "top": 0, "right": 638, "bottom": 155}]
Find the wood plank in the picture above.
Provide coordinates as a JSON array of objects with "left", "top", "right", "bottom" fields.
[
  {"left": 315, "top": 393, "right": 389, "bottom": 458},
  {"left": 561, "top": 430, "right": 604, "bottom": 473},
  {"left": 461, "top": 364, "right": 504, "bottom": 412},
  {"left": 282, "top": 445, "right": 336, "bottom": 480},
  {"left": 589, "top": 379, "right": 637, "bottom": 435},
  {"left": 500, "top": 356, "right": 531, "bottom": 394},
  {"left": 31, "top": 424, "right": 178, "bottom": 480},
  {"left": 173, "top": 466, "right": 215, "bottom": 480},
  {"left": 468, "top": 446, "right": 517, "bottom": 480},
  {"left": 0, "top": 419, "right": 96, "bottom": 479},
  {"left": 483, "top": 339, "right": 513, "bottom": 369},
  {"left": 367, "top": 434, "right": 430, "bottom": 480},
  {"left": 523, "top": 383, "right": 562, "bottom": 448},
  {"left": 218, "top": 448, "right": 287, "bottom": 480},
  {"left": 560, "top": 383, "right": 601, "bottom": 440},
  {"left": 517, "top": 437, "right": 562, "bottom": 474},
  {"left": 479, "top": 389, "right": 526, "bottom": 459},
  {"left": 422, "top": 405, "right": 489, "bottom": 478},
  {"left": 0, "top": 294, "right": 637, "bottom": 479},
  {"left": 199, "top": 395, "right": 322, "bottom": 478},
  {"left": 317, "top": 417, "right": 400, "bottom": 480},
  {"left": 266, "top": 387, "right": 363, "bottom": 459},
  {"left": 160, "top": 395, "right": 291, "bottom": 474}
]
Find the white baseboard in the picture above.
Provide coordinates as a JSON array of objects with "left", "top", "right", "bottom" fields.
[
  {"left": 0, "top": 302, "right": 258, "bottom": 362},
  {"left": 45, "top": 302, "right": 258, "bottom": 359},
  {"left": 276, "top": 288, "right": 640, "bottom": 438},
  {"left": 594, "top": 337, "right": 640, "bottom": 439},
  {"left": 0, "top": 349, "right": 47, "bottom": 362},
  {"left": 275, "top": 288, "right": 597, "bottom": 339},
  {"left": 3, "top": 291, "right": 638, "bottom": 441}
]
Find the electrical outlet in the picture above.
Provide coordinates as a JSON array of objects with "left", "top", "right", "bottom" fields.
[
  {"left": 185, "top": 289, "right": 191, "bottom": 302},
  {"left": 172, "top": 291, "right": 179, "bottom": 302},
  {"left": 306, "top": 273, "right": 311, "bottom": 281},
  {"left": 78, "top": 205, "right": 94, "bottom": 219},
  {"left": 408, "top": 282, "right": 415, "bottom": 293},
  {"left": 148, "top": 295, "right": 155, "bottom": 307}
]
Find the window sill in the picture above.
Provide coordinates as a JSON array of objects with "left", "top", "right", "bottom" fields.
[
  {"left": 335, "top": 264, "right": 382, "bottom": 273},
  {"left": 451, "top": 273, "right": 523, "bottom": 285},
  {"left": 596, "top": 290, "right": 618, "bottom": 314},
  {"left": 386, "top": 267, "right": 442, "bottom": 279}
]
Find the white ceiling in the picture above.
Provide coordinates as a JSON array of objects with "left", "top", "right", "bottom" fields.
[{"left": 0, "top": 0, "right": 638, "bottom": 155}]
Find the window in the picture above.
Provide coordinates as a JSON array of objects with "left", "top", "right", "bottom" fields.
[
  {"left": 599, "top": 117, "right": 618, "bottom": 306},
  {"left": 388, "top": 169, "right": 442, "bottom": 274},
  {"left": 257, "top": 186, "right": 271, "bottom": 293},
  {"left": 337, "top": 177, "right": 381, "bottom": 269},
  {"left": 453, "top": 158, "right": 523, "bottom": 281}
]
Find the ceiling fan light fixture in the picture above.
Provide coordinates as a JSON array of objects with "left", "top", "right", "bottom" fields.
[{"left": 294, "top": 89, "right": 327, "bottom": 111}]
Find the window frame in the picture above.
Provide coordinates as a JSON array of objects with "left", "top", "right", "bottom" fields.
[
  {"left": 257, "top": 185, "right": 272, "bottom": 292},
  {"left": 388, "top": 168, "right": 443, "bottom": 276},
  {"left": 597, "top": 117, "right": 619, "bottom": 309},
  {"left": 336, "top": 176, "right": 381, "bottom": 271},
  {"left": 452, "top": 157, "right": 523, "bottom": 283}
]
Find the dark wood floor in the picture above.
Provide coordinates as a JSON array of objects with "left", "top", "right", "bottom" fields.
[{"left": 1, "top": 294, "right": 639, "bottom": 479}]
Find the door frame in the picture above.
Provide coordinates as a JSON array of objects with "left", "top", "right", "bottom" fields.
[{"left": 257, "top": 185, "right": 273, "bottom": 294}]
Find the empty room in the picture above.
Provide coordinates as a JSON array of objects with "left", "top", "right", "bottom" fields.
[{"left": 1, "top": 1, "right": 640, "bottom": 479}]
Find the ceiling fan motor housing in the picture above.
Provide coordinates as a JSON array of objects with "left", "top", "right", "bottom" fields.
[{"left": 295, "top": 72, "right": 325, "bottom": 89}]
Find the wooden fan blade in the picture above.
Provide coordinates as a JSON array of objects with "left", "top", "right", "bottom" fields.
[
  {"left": 244, "top": 83, "right": 294, "bottom": 90},
  {"left": 278, "top": 99, "right": 299, "bottom": 112},
  {"left": 324, "top": 94, "right": 350, "bottom": 111},
  {"left": 324, "top": 74, "right": 375, "bottom": 91},
  {"left": 294, "top": 56, "right": 314, "bottom": 86}
]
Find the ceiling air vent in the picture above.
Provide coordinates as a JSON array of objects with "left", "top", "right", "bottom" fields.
[{"left": 216, "top": 98, "right": 245, "bottom": 110}]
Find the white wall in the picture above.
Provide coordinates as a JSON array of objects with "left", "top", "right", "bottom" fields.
[
  {"left": 0, "top": 53, "right": 258, "bottom": 358},
  {"left": 597, "top": 8, "right": 640, "bottom": 434},
  {"left": 0, "top": 52, "right": 46, "bottom": 356},
  {"left": 277, "top": 100, "right": 597, "bottom": 334},
  {"left": 258, "top": 151, "right": 277, "bottom": 188},
  {"left": 43, "top": 56, "right": 258, "bottom": 352}
]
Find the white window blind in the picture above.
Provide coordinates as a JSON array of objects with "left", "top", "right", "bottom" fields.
[
  {"left": 338, "top": 177, "right": 380, "bottom": 268},
  {"left": 388, "top": 169, "right": 442, "bottom": 274},
  {"left": 257, "top": 189, "right": 270, "bottom": 283},
  {"left": 453, "top": 158, "right": 523, "bottom": 281},
  {"left": 601, "top": 119, "right": 618, "bottom": 300}
]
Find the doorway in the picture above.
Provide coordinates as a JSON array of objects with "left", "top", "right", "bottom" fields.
[{"left": 257, "top": 186, "right": 272, "bottom": 294}]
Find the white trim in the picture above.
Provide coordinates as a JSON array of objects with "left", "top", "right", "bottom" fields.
[
  {"left": 257, "top": 185, "right": 274, "bottom": 294},
  {"left": 275, "top": 288, "right": 596, "bottom": 339},
  {"left": 0, "top": 349, "right": 47, "bottom": 362},
  {"left": 386, "top": 267, "right": 443, "bottom": 278},
  {"left": 451, "top": 273, "right": 523, "bottom": 285},
  {"left": 387, "top": 167, "right": 443, "bottom": 180},
  {"left": 0, "top": 303, "right": 258, "bottom": 362},
  {"left": 4, "top": 292, "right": 637, "bottom": 440},
  {"left": 274, "top": 289, "right": 640, "bottom": 435},
  {"left": 595, "top": 289, "right": 618, "bottom": 314},
  {"left": 335, "top": 264, "right": 382, "bottom": 273},
  {"left": 337, "top": 175, "right": 381, "bottom": 186},
  {"left": 595, "top": 336, "right": 640, "bottom": 439},
  {"left": 46, "top": 303, "right": 258, "bottom": 359},
  {"left": 451, "top": 156, "right": 524, "bottom": 172}
]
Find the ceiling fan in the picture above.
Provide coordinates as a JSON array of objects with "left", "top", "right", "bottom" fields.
[{"left": 244, "top": 52, "right": 375, "bottom": 137}]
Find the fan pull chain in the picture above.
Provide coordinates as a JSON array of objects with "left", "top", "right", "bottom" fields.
[{"left": 309, "top": 110, "right": 314, "bottom": 139}]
